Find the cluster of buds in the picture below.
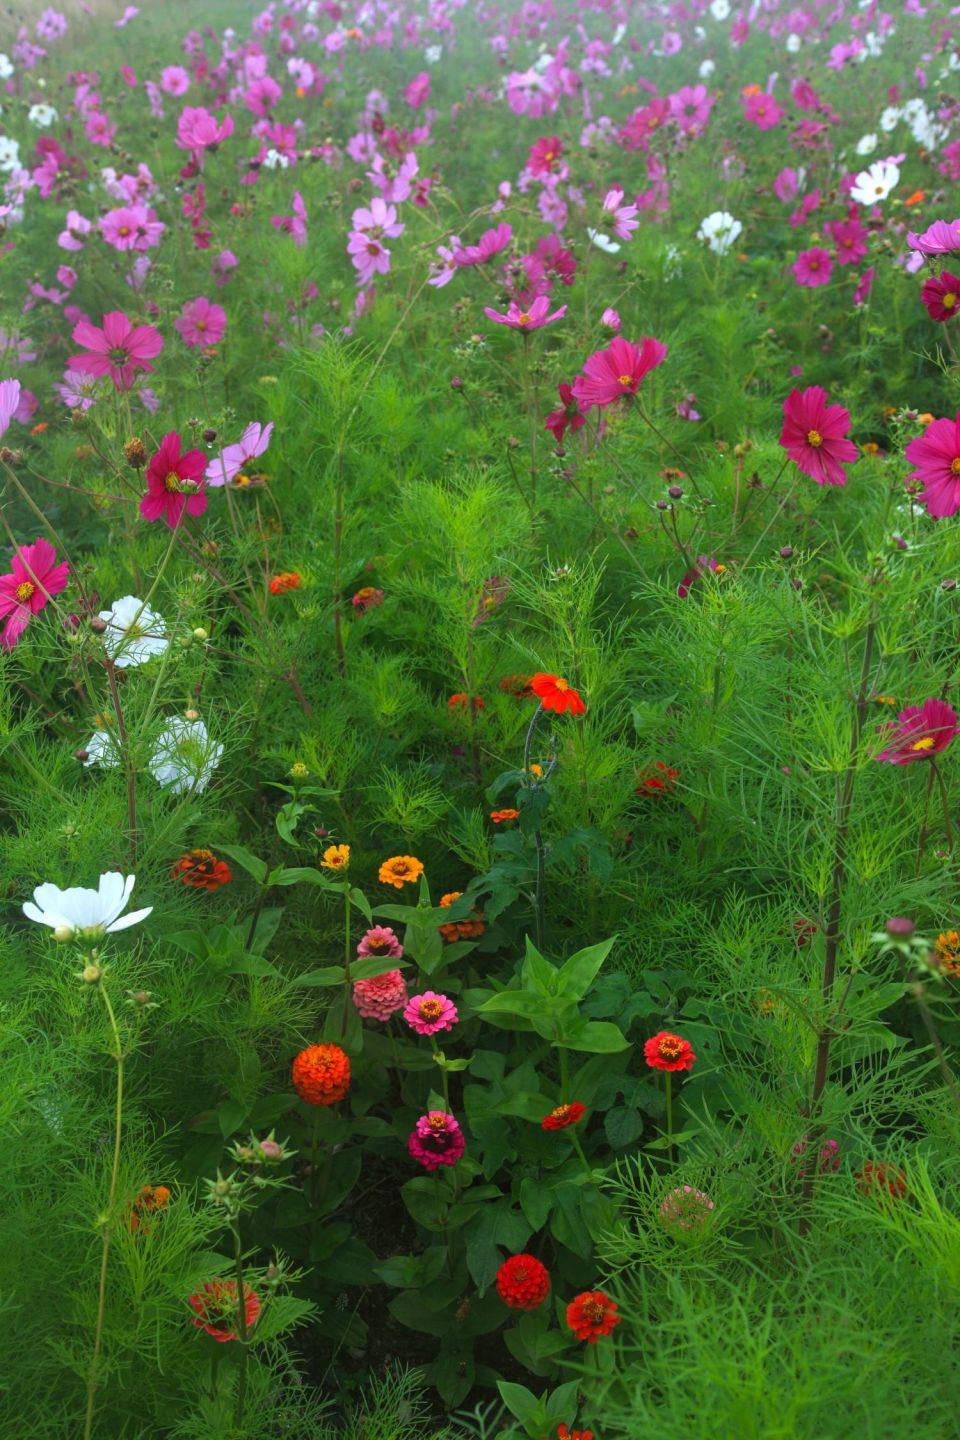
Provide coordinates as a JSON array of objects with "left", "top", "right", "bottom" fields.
[{"left": 204, "top": 1133, "right": 296, "bottom": 1217}]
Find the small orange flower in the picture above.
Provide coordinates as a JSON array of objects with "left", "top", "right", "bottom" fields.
[
  {"left": 530, "top": 672, "right": 586, "bottom": 716},
  {"left": 490, "top": 808, "right": 520, "bottom": 823},
  {"left": 321, "top": 843, "right": 350, "bottom": 872},
  {"left": 269, "top": 571, "right": 302, "bottom": 595},
  {"left": 741, "top": 83, "right": 762, "bottom": 97},
  {"left": 448, "top": 692, "right": 485, "bottom": 711},
  {"left": 292, "top": 1043, "right": 350, "bottom": 1105},
  {"left": 171, "top": 849, "right": 232, "bottom": 889},
  {"left": 31, "top": 421, "right": 49, "bottom": 435},
  {"left": 499, "top": 673, "right": 536, "bottom": 700},
  {"left": 904, "top": 190, "right": 925, "bottom": 206},
  {"left": 934, "top": 931, "right": 960, "bottom": 977},
  {"left": 438, "top": 890, "right": 485, "bottom": 941},
  {"left": 130, "top": 1183, "right": 171, "bottom": 1233},
  {"left": 378, "top": 854, "right": 424, "bottom": 888}
]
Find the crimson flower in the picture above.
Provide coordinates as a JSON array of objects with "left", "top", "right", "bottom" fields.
[
  {"left": 921, "top": 272, "right": 960, "bottom": 323},
  {"left": 140, "top": 432, "right": 208, "bottom": 529},
  {"left": 557, "top": 1427, "right": 594, "bottom": 1440},
  {"left": 530, "top": 672, "right": 586, "bottom": 715},
  {"left": 779, "top": 385, "right": 858, "bottom": 487},
  {"left": 566, "top": 1290, "right": 620, "bottom": 1344},
  {"left": 644, "top": 1031, "right": 696, "bottom": 1072},
  {"left": 495, "top": 1254, "right": 551, "bottom": 1310},
  {"left": 69, "top": 310, "right": 164, "bottom": 391},
  {"left": 572, "top": 335, "right": 667, "bottom": 411},
  {"left": 905, "top": 413, "right": 960, "bottom": 517},
  {"left": 541, "top": 1101, "right": 586, "bottom": 1131},
  {"left": 0, "top": 537, "right": 69, "bottom": 651},
  {"left": 545, "top": 382, "right": 586, "bottom": 445},
  {"left": 188, "top": 1279, "right": 261, "bottom": 1342},
  {"left": 874, "top": 698, "right": 959, "bottom": 764}
]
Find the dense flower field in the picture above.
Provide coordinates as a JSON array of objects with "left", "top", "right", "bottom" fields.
[{"left": 3, "top": 0, "right": 960, "bottom": 1435}]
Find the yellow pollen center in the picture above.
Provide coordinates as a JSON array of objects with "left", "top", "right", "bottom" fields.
[
  {"left": 555, "top": 678, "right": 569, "bottom": 691},
  {"left": 951, "top": 458, "right": 960, "bottom": 476},
  {"left": 195, "top": 319, "right": 207, "bottom": 331},
  {"left": 164, "top": 474, "right": 180, "bottom": 492},
  {"left": 15, "top": 580, "right": 35, "bottom": 602},
  {"left": 420, "top": 999, "right": 442, "bottom": 1020},
  {"left": 544, "top": 150, "right": 554, "bottom": 161},
  {"left": 617, "top": 374, "right": 633, "bottom": 386},
  {"left": 807, "top": 429, "right": 823, "bottom": 447},
  {"left": 428, "top": 1113, "right": 446, "bottom": 1130},
  {"left": 118, "top": 225, "right": 130, "bottom": 236},
  {"left": 518, "top": 312, "right": 532, "bottom": 325},
  {"left": 583, "top": 1300, "right": 605, "bottom": 1321},
  {"left": 552, "top": 1105, "right": 571, "bottom": 1119},
  {"left": 659, "top": 1038, "right": 682, "bottom": 1058},
  {"left": 944, "top": 293, "right": 957, "bottom": 308},
  {"left": 911, "top": 736, "right": 936, "bottom": 751}
]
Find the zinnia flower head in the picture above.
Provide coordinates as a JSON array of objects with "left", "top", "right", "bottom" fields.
[
  {"left": 905, "top": 413, "right": 960, "bottom": 517},
  {"left": 403, "top": 990, "right": 458, "bottom": 1035},
  {"left": 874, "top": 698, "right": 959, "bottom": 764},
  {"left": 0, "top": 537, "right": 69, "bottom": 650},
  {"left": 496, "top": 1254, "right": 551, "bottom": 1310},
  {"left": 353, "top": 969, "right": 408, "bottom": 1021},
  {"left": 644, "top": 1031, "right": 696, "bottom": 1072},
  {"left": 530, "top": 672, "right": 586, "bottom": 715},
  {"left": 438, "top": 892, "right": 485, "bottom": 941},
  {"left": 292, "top": 1043, "right": 350, "bottom": 1105},
  {"left": 779, "top": 386, "right": 858, "bottom": 487},
  {"left": 571, "top": 336, "right": 667, "bottom": 412},
  {"left": 660, "top": 1184, "right": 715, "bottom": 1232},
  {"left": 69, "top": 310, "right": 163, "bottom": 391},
  {"left": 566, "top": 1290, "right": 620, "bottom": 1344},
  {"left": 921, "top": 272, "right": 960, "bottom": 323},
  {"left": 129, "top": 1183, "right": 171, "bottom": 1233},
  {"left": 357, "top": 925, "right": 403, "bottom": 959},
  {"left": 352, "top": 585, "right": 384, "bottom": 612},
  {"left": 321, "top": 843, "right": 350, "bottom": 871},
  {"left": 541, "top": 1101, "right": 586, "bottom": 1131},
  {"left": 378, "top": 854, "right": 424, "bottom": 888},
  {"left": 557, "top": 1427, "right": 594, "bottom": 1440},
  {"left": 269, "top": 571, "right": 302, "bottom": 595},
  {"left": 171, "top": 848, "right": 232, "bottom": 889},
  {"left": 408, "top": 1111, "right": 465, "bottom": 1171},
  {"left": 188, "top": 1279, "right": 261, "bottom": 1342},
  {"left": 933, "top": 930, "right": 960, "bottom": 977}
]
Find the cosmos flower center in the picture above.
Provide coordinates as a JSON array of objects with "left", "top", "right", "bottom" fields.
[
  {"left": 15, "top": 580, "right": 35, "bottom": 602},
  {"left": 806, "top": 429, "right": 823, "bottom": 447},
  {"left": 518, "top": 312, "right": 532, "bottom": 325},
  {"left": 108, "top": 346, "right": 131, "bottom": 365},
  {"left": 944, "top": 294, "right": 957, "bottom": 308},
  {"left": 164, "top": 473, "right": 182, "bottom": 492},
  {"left": 419, "top": 998, "right": 442, "bottom": 1021},
  {"left": 617, "top": 373, "right": 633, "bottom": 386},
  {"left": 952, "top": 458, "right": 960, "bottom": 476},
  {"left": 658, "top": 1036, "right": 683, "bottom": 1059},
  {"left": 118, "top": 225, "right": 131, "bottom": 237},
  {"left": 911, "top": 735, "right": 936, "bottom": 751}
]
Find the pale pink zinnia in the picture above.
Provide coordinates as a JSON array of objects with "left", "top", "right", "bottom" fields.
[
  {"left": 356, "top": 925, "right": 403, "bottom": 960},
  {"left": 571, "top": 336, "right": 667, "bottom": 411},
  {"left": 905, "top": 413, "right": 960, "bottom": 517},
  {"left": 353, "top": 969, "right": 408, "bottom": 1021},
  {"left": 69, "top": 310, "right": 164, "bottom": 391},
  {"left": 779, "top": 386, "right": 857, "bottom": 487},
  {"left": 403, "top": 990, "right": 458, "bottom": 1036}
]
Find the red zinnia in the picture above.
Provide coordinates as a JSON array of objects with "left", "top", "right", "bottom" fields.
[
  {"left": 856, "top": 1161, "right": 907, "bottom": 1202},
  {"left": 188, "top": 1279, "right": 261, "bottom": 1342},
  {"left": 571, "top": 336, "right": 667, "bottom": 412},
  {"left": 171, "top": 848, "right": 232, "bottom": 889},
  {"left": 779, "top": 386, "right": 858, "bottom": 487},
  {"left": 636, "top": 762, "right": 680, "bottom": 795},
  {"left": 644, "top": 1031, "right": 696, "bottom": 1072},
  {"left": 530, "top": 672, "right": 586, "bottom": 715},
  {"left": 904, "top": 413, "right": 960, "bottom": 518},
  {"left": 541, "top": 1101, "right": 586, "bottom": 1131},
  {"left": 495, "top": 1254, "right": 551, "bottom": 1310},
  {"left": 557, "top": 1428, "right": 594, "bottom": 1440},
  {"left": 140, "top": 432, "right": 207, "bottom": 529},
  {"left": 920, "top": 271, "right": 960, "bottom": 324},
  {"left": 566, "top": 1290, "right": 620, "bottom": 1344},
  {"left": 292, "top": 1043, "right": 350, "bottom": 1105},
  {"left": 269, "top": 571, "right": 302, "bottom": 595}
]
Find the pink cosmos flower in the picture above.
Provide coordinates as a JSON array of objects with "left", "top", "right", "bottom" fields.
[
  {"left": 875, "top": 698, "right": 959, "bottom": 764},
  {"left": 211, "top": 250, "right": 238, "bottom": 287},
  {"left": 572, "top": 336, "right": 667, "bottom": 411},
  {"left": 621, "top": 97, "right": 670, "bottom": 150},
  {"left": 826, "top": 218, "right": 869, "bottom": 267},
  {"left": 921, "top": 272, "right": 960, "bottom": 323},
  {"left": 744, "top": 92, "right": 783, "bottom": 130},
  {"left": 408, "top": 1111, "right": 465, "bottom": 1172},
  {"left": 175, "top": 106, "right": 234, "bottom": 153},
  {"left": 140, "top": 432, "right": 207, "bottom": 529},
  {"left": 428, "top": 237, "right": 461, "bottom": 289},
  {"left": 853, "top": 267, "right": 876, "bottom": 306},
  {"left": 403, "top": 72, "right": 430, "bottom": 108},
  {"left": 353, "top": 969, "right": 408, "bottom": 1021},
  {"left": 0, "top": 379, "right": 20, "bottom": 438},
  {"left": 69, "top": 311, "right": 163, "bottom": 391},
  {"left": 403, "top": 990, "right": 458, "bottom": 1036},
  {"left": 160, "top": 65, "right": 190, "bottom": 97},
  {"left": 780, "top": 386, "right": 858, "bottom": 487},
  {"left": 100, "top": 205, "right": 165, "bottom": 252},
  {"left": 351, "top": 197, "right": 404, "bottom": 239},
  {"left": 454, "top": 223, "right": 512, "bottom": 268},
  {"left": 347, "top": 232, "right": 391, "bottom": 285},
  {"left": 545, "top": 383, "right": 586, "bottom": 445},
  {"left": 669, "top": 84, "right": 714, "bottom": 135},
  {"left": 774, "top": 167, "right": 801, "bottom": 203},
  {"left": 0, "top": 537, "right": 69, "bottom": 651},
  {"left": 205, "top": 421, "right": 273, "bottom": 486},
  {"left": 528, "top": 135, "right": 564, "bottom": 177},
  {"left": 174, "top": 296, "right": 226, "bottom": 348},
  {"left": 793, "top": 248, "right": 833, "bottom": 288},
  {"left": 271, "top": 192, "right": 307, "bottom": 246},
  {"left": 58, "top": 209, "right": 92, "bottom": 251},
  {"left": 483, "top": 296, "right": 567, "bottom": 331},
  {"left": 601, "top": 308, "right": 621, "bottom": 331},
  {"left": 54, "top": 370, "right": 99, "bottom": 411},
  {"left": 905, "top": 413, "right": 960, "bottom": 517},
  {"left": 357, "top": 925, "right": 404, "bottom": 959},
  {"left": 601, "top": 187, "right": 639, "bottom": 242},
  {"left": 906, "top": 218, "right": 960, "bottom": 255}
]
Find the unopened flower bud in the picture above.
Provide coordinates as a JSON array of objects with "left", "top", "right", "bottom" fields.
[
  {"left": 314, "top": 826, "right": 329, "bottom": 838},
  {"left": 449, "top": 375, "right": 463, "bottom": 391},
  {"left": 942, "top": 578, "right": 956, "bottom": 592},
  {"left": 184, "top": 708, "right": 200, "bottom": 721},
  {"left": 885, "top": 916, "right": 915, "bottom": 938},
  {"left": 89, "top": 616, "right": 108, "bottom": 634},
  {"left": 124, "top": 437, "right": 146, "bottom": 468},
  {"left": 53, "top": 923, "right": 74, "bottom": 942},
  {"left": 128, "top": 989, "right": 153, "bottom": 1006},
  {"left": 779, "top": 546, "right": 794, "bottom": 559},
  {"left": 668, "top": 484, "right": 684, "bottom": 500},
  {"left": 75, "top": 749, "right": 90, "bottom": 763},
  {"left": 192, "top": 627, "right": 208, "bottom": 641},
  {"left": 655, "top": 499, "right": 670, "bottom": 511},
  {"left": 203, "top": 428, "right": 217, "bottom": 443},
  {"left": 213, "top": 1178, "right": 232, "bottom": 1197},
  {"left": 81, "top": 963, "right": 102, "bottom": 984},
  {"left": 259, "top": 1139, "right": 283, "bottom": 1161}
]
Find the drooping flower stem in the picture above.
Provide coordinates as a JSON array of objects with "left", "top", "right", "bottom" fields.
[
  {"left": 83, "top": 977, "right": 125, "bottom": 1440},
  {"left": 522, "top": 702, "right": 548, "bottom": 949},
  {"left": 341, "top": 880, "right": 352, "bottom": 1036},
  {"left": 230, "top": 1221, "right": 249, "bottom": 1430}
]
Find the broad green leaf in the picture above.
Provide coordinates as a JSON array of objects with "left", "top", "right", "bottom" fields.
[
  {"left": 217, "top": 844, "right": 269, "bottom": 885},
  {"left": 556, "top": 936, "right": 616, "bottom": 1000},
  {"left": 552, "top": 1018, "right": 630, "bottom": 1053}
]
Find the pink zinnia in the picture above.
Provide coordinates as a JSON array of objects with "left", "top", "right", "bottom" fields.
[
  {"left": 454, "top": 223, "right": 512, "bottom": 268},
  {"left": 779, "top": 386, "right": 858, "bottom": 487},
  {"left": 793, "top": 248, "right": 833, "bottom": 288},
  {"left": 69, "top": 311, "right": 163, "bottom": 392},
  {"left": 403, "top": 990, "right": 458, "bottom": 1036},
  {"left": 0, "top": 537, "right": 69, "bottom": 651},
  {"left": 353, "top": 969, "right": 408, "bottom": 1021},
  {"left": 905, "top": 413, "right": 960, "bottom": 517},
  {"left": 571, "top": 336, "right": 667, "bottom": 412},
  {"left": 921, "top": 272, "right": 960, "bottom": 324},
  {"left": 205, "top": 421, "right": 273, "bottom": 486},
  {"left": 356, "top": 925, "right": 403, "bottom": 960},
  {"left": 660, "top": 1185, "right": 715, "bottom": 1232},
  {"left": 744, "top": 92, "right": 783, "bottom": 130},
  {"left": 483, "top": 296, "right": 567, "bottom": 331},
  {"left": 408, "top": 1111, "right": 465, "bottom": 1172},
  {"left": 140, "top": 432, "right": 207, "bottom": 529},
  {"left": 174, "top": 296, "right": 226, "bottom": 348},
  {"left": 875, "top": 698, "right": 959, "bottom": 764}
]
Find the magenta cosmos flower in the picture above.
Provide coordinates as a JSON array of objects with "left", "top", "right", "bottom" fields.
[
  {"left": 907, "top": 218, "right": 960, "bottom": 255},
  {"left": 403, "top": 990, "right": 458, "bottom": 1036},
  {"left": 69, "top": 311, "right": 163, "bottom": 391},
  {"left": 545, "top": 382, "right": 585, "bottom": 445},
  {"left": 205, "top": 421, "right": 273, "bottom": 486},
  {"left": 356, "top": 925, "right": 403, "bottom": 959},
  {"left": 793, "top": 248, "right": 833, "bottom": 288},
  {"left": 271, "top": 191, "right": 307, "bottom": 246},
  {"left": 743, "top": 92, "right": 783, "bottom": 130},
  {"left": 572, "top": 336, "right": 667, "bottom": 411},
  {"left": 0, "top": 538, "right": 69, "bottom": 650},
  {"left": 779, "top": 386, "right": 858, "bottom": 487},
  {"left": 353, "top": 969, "right": 408, "bottom": 1021},
  {"left": 454, "top": 223, "right": 512, "bottom": 267},
  {"left": 408, "top": 1111, "right": 465, "bottom": 1172},
  {"left": 174, "top": 296, "right": 226, "bottom": 348},
  {"left": 921, "top": 272, "right": 960, "bottom": 324},
  {"left": 483, "top": 296, "right": 567, "bottom": 331},
  {"left": 875, "top": 698, "right": 959, "bottom": 764},
  {"left": 100, "top": 205, "right": 165, "bottom": 252},
  {"left": 140, "top": 432, "right": 207, "bottom": 529},
  {"left": 905, "top": 413, "right": 960, "bottom": 517},
  {"left": 175, "top": 106, "right": 234, "bottom": 153}
]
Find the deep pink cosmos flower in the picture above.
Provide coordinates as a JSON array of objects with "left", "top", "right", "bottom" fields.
[
  {"left": 0, "top": 379, "right": 20, "bottom": 439},
  {"left": 271, "top": 192, "right": 307, "bottom": 246},
  {"left": 826, "top": 218, "right": 869, "bottom": 267},
  {"left": 905, "top": 414, "right": 960, "bottom": 517},
  {"left": 779, "top": 386, "right": 858, "bottom": 487},
  {"left": 572, "top": 336, "right": 667, "bottom": 411},
  {"left": 744, "top": 92, "right": 784, "bottom": 130},
  {"left": 175, "top": 106, "right": 234, "bottom": 153},
  {"left": 0, "top": 538, "right": 69, "bottom": 650},
  {"left": 528, "top": 135, "right": 564, "bottom": 177},
  {"left": 174, "top": 296, "right": 226, "bottom": 348},
  {"left": 403, "top": 991, "right": 458, "bottom": 1036},
  {"left": 793, "top": 248, "right": 833, "bottom": 288},
  {"left": 353, "top": 969, "right": 408, "bottom": 1021},
  {"left": 454, "top": 223, "right": 512, "bottom": 267},
  {"left": 140, "top": 432, "right": 207, "bottom": 529},
  {"left": 100, "top": 204, "right": 165, "bottom": 252},
  {"left": 483, "top": 296, "right": 567, "bottom": 331},
  {"left": 205, "top": 421, "right": 273, "bottom": 486},
  {"left": 69, "top": 311, "right": 163, "bottom": 391},
  {"left": 676, "top": 554, "right": 724, "bottom": 599},
  {"left": 403, "top": 72, "right": 430, "bottom": 108},
  {"left": 408, "top": 1111, "right": 465, "bottom": 1172},
  {"left": 545, "top": 383, "right": 586, "bottom": 445},
  {"left": 921, "top": 273, "right": 960, "bottom": 323},
  {"left": 853, "top": 267, "right": 876, "bottom": 306},
  {"left": 875, "top": 698, "right": 959, "bottom": 764},
  {"left": 906, "top": 218, "right": 960, "bottom": 255}
]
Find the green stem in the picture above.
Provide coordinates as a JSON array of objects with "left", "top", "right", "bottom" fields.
[
  {"left": 104, "top": 659, "right": 138, "bottom": 867},
  {"left": 932, "top": 759, "right": 954, "bottom": 855},
  {"left": 569, "top": 1125, "right": 593, "bottom": 1179},
  {"left": 341, "top": 880, "right": 352, "bottom": 1036},
  {"left": 231, "top": 1224, "right": 249, "bottom": 1430},
  {"left": 522, "top": 703, "right": 547, "bottom": 949},
  {"left": 430, "top": 1035, "right": 451, "bottom": 1113},
  {"left": 916, "top": 762, "right": 937, "bottom": 875},
  {"left": 664, "top": 1071, "right": 674, "bottom": 1166},
  {"left": 558, "top": 1046, "right": 570, "bottom": 1105},
  {"left": 83, "top": 981, "right": 124, "bottom": 1440}
]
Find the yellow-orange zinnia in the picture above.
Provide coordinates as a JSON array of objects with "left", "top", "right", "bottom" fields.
[{"left": 378, "top": 855, "right": 424, "bottom": 888}]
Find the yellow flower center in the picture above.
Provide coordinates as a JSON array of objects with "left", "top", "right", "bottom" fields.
[
  {"left": 164, "top": 474, "right": 181, "bottom": 492},
  {"left": 617, "top": 374, "right": 633, "bottom": 386},
  {"left": 555, "top": 678, "right": 569, "bottom": 691},
  {"left": 518, "top": 312, "right": 532, "bottom": 325},
  {"left": 807, "top": 429, "right": 823, "bottom": 447},
  {"left": 911, "top": 736, "right": 936, "bottom": 751},
  {"left": 544, "top": 150, "right": 554, "bottom": 162},
  {"left": 427, "top": 1112, "right": 446, "bottom": 1130},
  {"left": 952, "top": 458, "right": 960, "bottom": 476},
  {"left": 944, "top": 293, "right": 957, "bottom": 309},
  {"left": 196, "top": 319, "right": 207, "bottom": 331},
  {"left": 118, "top": 225, "right": 130, "bottom": 236},
  {"left": 419, "top": 998, "right": 442, "bottom": 1021},
  {"left": 658, "top": 1036, "right": 682, "bottom": 1058},
  {"left": 15, "top": 580, "right": 35, "bottom": 602}
]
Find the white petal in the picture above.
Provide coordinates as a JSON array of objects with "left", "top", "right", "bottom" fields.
[{"left": 107, "top": 905, "right": 152, "bottom": 932}]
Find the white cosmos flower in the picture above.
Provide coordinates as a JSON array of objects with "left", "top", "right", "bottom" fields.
[
  {"left": 697, "top": 210, "right": 742, "bottom": 255},
  {"left": 262, "top": 148, "right": 290, "bottom": 170},
  {"left": 879, "top": 106, "right": 901, "bottom": 132},
  {"left": 28, "top": 103, "right": 57, "bottom": 128},
  {"left": 586, "top": 228, "right": 621, "bottom": 254},
  {"left": 785, "top": 34, "right": 801, "bottom": 53},
  {"left": 424, "top": 44, "right": 442, "bottom": 63},
  {"left": 850, "top": 160, "right": 899, "bottom": 206},
  {"left": 856, "top": 133, "right": 878, "bottom": 156},
  {"left": 24, "top": 872, "right": 152, "bottom": 939},
  {"left": 0, "top": 53, "right": 13, "bottom": 80},
  {"left": 0, "top": 136, "right": 20, "bottom": 173},
  {"left": 84, "top": 728, "right": 121, "bottom": 769},
  {"left": 709, "top": 0, "right": 730, "bottom": 17},
  {"left": 699, "top": 58, "right": 716, "bottom": 78},
  {"left": 148, "top": 717, "right": 223, "bottom": 795},
  {"left": 98, "top": 595, "right": 168, "bottom": 668}
]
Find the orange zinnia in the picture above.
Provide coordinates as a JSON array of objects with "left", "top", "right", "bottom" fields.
[
  {"left": 269, "top": 571, "right": 302, "bottom": 595},
  {"left": 438, "top": 890, "right": 485, "bottom": 941},
  {"left": 130, "top": 1183, "right": 171, "bottom": 1233},
  {"left": 292, "top": 1043, "right": 350, "bottom": 1105},
  {"left": 490, "top": 808, "right": 520, "bottom": 823},
  {"left": 378, "top": 855, "right": 423, "bottom": 888},
  {"left": 530, "top": 672, "right": 586, "bottom": 715}
]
